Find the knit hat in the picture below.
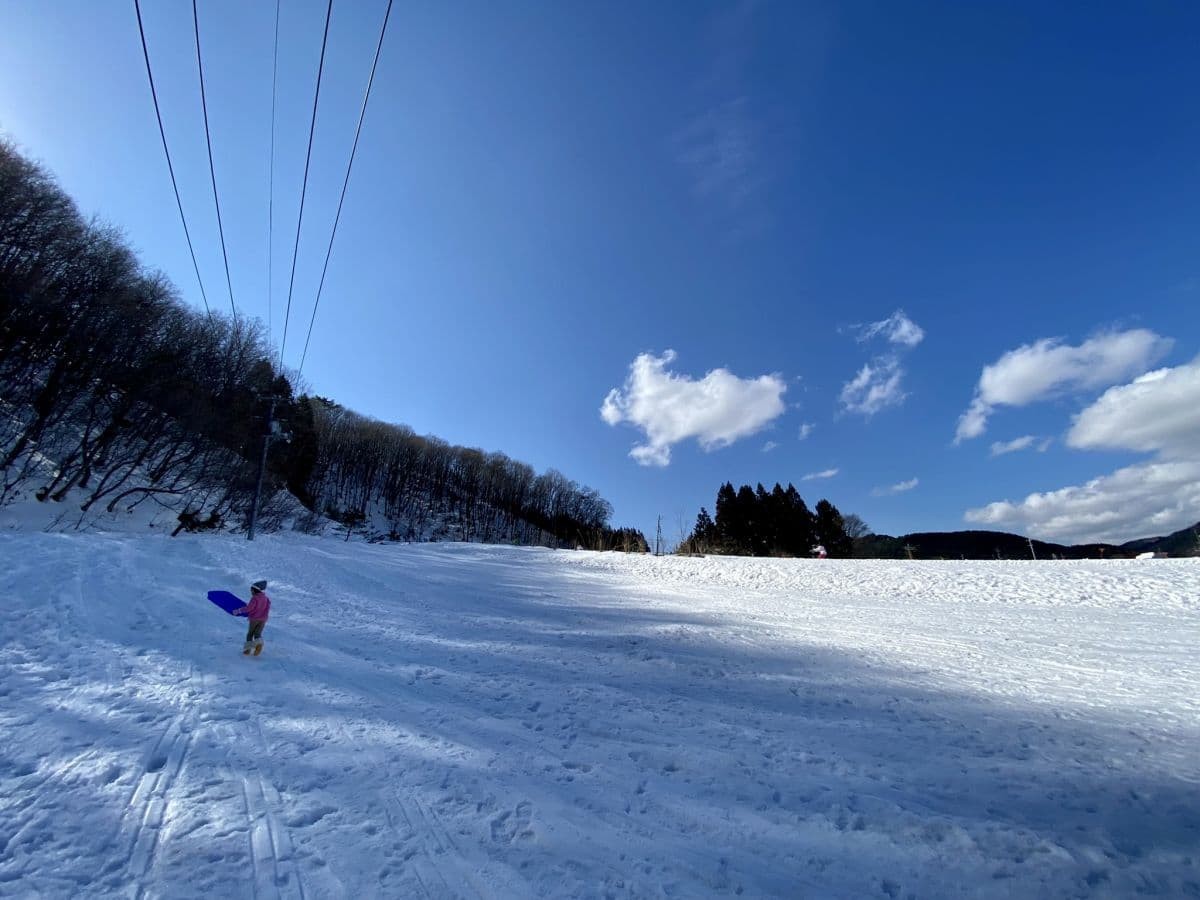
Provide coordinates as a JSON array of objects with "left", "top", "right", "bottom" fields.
[{"left": 250, "top": 580, "right": 267, "bottom": 593}]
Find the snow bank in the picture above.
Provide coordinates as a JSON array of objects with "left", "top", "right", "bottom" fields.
[{"left": 1, "top": 534, "right": 1197, "bottom": 897}]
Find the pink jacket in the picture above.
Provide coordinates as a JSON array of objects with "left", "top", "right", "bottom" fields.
[{"left": 241, "top": 592, "right": 271, "bottom": 621}]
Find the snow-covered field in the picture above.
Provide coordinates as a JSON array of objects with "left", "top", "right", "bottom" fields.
[{"left": 1, "top": 533, "right": 1197, "bottom": 899}]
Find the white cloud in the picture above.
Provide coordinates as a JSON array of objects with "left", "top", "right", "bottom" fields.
[
  {"left": 964, "top": 459, "right": 1200, "bottom": 545},
  {"left": 1067, "top": 360, "right": 1200, "bottom": 457},
  {"left": 965, "top": 358, "right": 1200, "bottom": 543},
  {"left": 797, "top": 422, "right": 815, "bottom": 441},
  {"left": 872, "top": 477, "right": 919, "bottom": 497},
  {"left": 955, "top": 398, "right": 991, "bottom": 442},
  {"left": 840, "top": 357, "right": 906, "bottom": 417},
  {"left": 856, "top": 310, "right": 925, "bottom": 348},
  {"left": 762, "top": 441, "right": 779, "bottom": 453},
  {"left": 802, "top": 468, "right": 839, "bottom": 481},
  {"left": 601, "top": 350, "right": 787, "bottom": 467},
  {"left": 840, "top": 312, "right": 924, "bottom": 419},
  {"left": 990, "top": 435, "right": 1037, "bottom": 457},
  {"left": 955, "top": 329, "right": 1173, "bottom": 442}
]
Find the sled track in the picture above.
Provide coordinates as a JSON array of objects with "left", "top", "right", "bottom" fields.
[
  {"left": 327, "top": 703, "right": 487, "bottom": 900},
  {"left": 377, "top": 787, "right": 434, "bottom": 899},
  {"left": 227, "top": 713, "right": 310, "bottom": 900},
  {"left": 243, "top": 771, "right": 305, "bottom": 900},
  {"left": 114, "top": 714, "right": 194, "bottom": 896},
  {"left": 317, "top": 712, "right": 480, "bottom": 900},
  {"left": 387, "top": 785, "right": 486, "bottom": 900}
]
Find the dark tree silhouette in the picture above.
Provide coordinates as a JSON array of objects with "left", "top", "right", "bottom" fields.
[
  {"left": 690, "top": 481, "right": 834, "bottom": 558},
  {"left": 814, "top": 499, "right": 852, "bottom": 558}
]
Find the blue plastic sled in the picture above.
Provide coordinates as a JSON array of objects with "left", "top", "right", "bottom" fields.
[{"left": 208, "top": 590, "right": 248, "bottom": 617}]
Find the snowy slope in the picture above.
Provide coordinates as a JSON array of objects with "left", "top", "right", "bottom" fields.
[{"left": 1, "top": 534, "right": 1197, "bottom": 898}]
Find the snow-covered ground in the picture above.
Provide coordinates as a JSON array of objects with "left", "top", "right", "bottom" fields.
[{"left": 1, "top": 533, "right": 1197, "bottom": 898}]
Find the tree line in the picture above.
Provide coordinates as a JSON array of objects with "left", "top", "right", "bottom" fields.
[
  {"left": 301, "top": 396, "right": 646, "bottom": 549},
  {"left": 682, "top": 482, "right": 858, "bottom": 557},
  {"left": 0, "top": 138, "right": 641, "bottom": 548}
]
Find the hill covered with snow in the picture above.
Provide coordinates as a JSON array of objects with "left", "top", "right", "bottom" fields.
[{"left": 1, "top": 533, "right": 1197, "bottom": 897}]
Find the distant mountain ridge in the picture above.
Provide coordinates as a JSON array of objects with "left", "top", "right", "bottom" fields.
[{"left": 855, "top": 522, "right": 1200, "bottom": 560}]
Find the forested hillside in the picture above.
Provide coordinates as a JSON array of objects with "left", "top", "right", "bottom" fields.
[
  {"left": 856, "top": 522, "right": 1200, "bottom": 560},
  {"left": 0, "top": 140, "right": 640, "bottom": 549}
]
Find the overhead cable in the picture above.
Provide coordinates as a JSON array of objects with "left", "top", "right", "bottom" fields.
[
  {"left": 133, "top": 0, "right": 212, "bottom": 316},
  {"left": 267, "top": 0, "right": 280, "bottom": 346},
  {"left": 299, "top": 0, "right": 394, "bottom": 376},
  {"left": 279, "top": 0, "right": 334, "bottom": 368},
  {"left": 192, "top": 0, "right": 238, "bottom": 318}
]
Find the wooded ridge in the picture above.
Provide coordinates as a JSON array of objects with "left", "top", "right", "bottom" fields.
[{"left": 0, "top": 139, "right": 643, "bottom": 549}]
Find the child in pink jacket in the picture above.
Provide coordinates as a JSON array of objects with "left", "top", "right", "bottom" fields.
[{"left": 235, "top": 580, "right": 271, "bottom": 655}]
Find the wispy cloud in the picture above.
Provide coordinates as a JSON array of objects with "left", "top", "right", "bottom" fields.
[
  {"left": 872, "top": 477, "right": 918, "bottom": 497},
  {"left": 797, "top": 422, "right": 815, "bottom": 441},
  {"left": 674, "top": 2, "right": 771, "bottom": 234},
  {"left": 955, "top": 329, "right": 1172, "bottom": 443},
  {"left": 853, "top": 310, "right": 925, "bottom": 348},
  {"left": 601, "top": 350, "right": 787, "bottom": 466},
  {"left": 840, "top": 357, "right": 906, "bottom": 417},
  {"left": 676, "top": 97, "right": 764, "bottom": 218},
  {"left": 840, "top": 312, "right": 925, "bottom": 418},
  {"left": 989, "top": 435, "right": 1038, "bottom": 457},
  {"left": 802, "top": 467, "right": 839, "bottom": 481},
  {"left": 762, "top": 440, "right": 779, "bottom": 453}
]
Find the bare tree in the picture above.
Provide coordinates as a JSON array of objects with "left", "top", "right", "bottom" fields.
[
  {"left": 1, "top": 139, "right": 634, "bottom": 546},
  {"left": 842, "top": 513, "right": 871, "bottom": 539}
]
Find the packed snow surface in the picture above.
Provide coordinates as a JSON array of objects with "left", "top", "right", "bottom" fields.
[{"left": 1, "top": 533, "right": 1197, "bottom": 898}]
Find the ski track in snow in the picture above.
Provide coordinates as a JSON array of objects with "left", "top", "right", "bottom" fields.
[{"left": 0, "top": 532, "right": 1198, "bottom": 898}]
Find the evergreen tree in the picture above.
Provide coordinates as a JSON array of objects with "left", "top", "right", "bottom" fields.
[
  {"left": 274, "top": 394, "right": 320, "bottom": 507},
  {"left": 783, "top": 483, "right": 816, "bottom": 556},
  {"left": 700, "top": 481, "right": 853, "bottom": 558},
  {"left": 733, "top": 484, "right": 757, "bottom": 555},
  {"left": 765, "top": 483, "right": 788, "bottom": 555},
  {"left": 608, "top": 527, "right": 649, "bottom": 552},
  {"left": 814, "top": 498, "right": 852, "bottom": 557},
  {"left": 690, "top": 507, "right": 716, "bottom": 553},
  {"left": 753, "top": 484, "right": 771, "bottom": 555},
  {"left": 713, "top": 482, "right": 738, "bottom": 551}
]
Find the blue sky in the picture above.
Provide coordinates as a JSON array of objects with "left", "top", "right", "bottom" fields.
[{"left": 3, "top": 1, "right": 1199, "bottom": 545}]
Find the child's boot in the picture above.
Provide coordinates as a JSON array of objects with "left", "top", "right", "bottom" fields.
[{"left": 253, "top": 642, "right": 264, "bottom": 656}]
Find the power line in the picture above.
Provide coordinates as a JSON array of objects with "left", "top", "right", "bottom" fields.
[
  {"left": 299, "top": 0, "right": 394, "bottom": 376},
  {"left": 267, "top": 0, "right": 280, "bottom": 348},
  {"left": 133, "top": 0, "right": 212, "bottom": 316},
  {"left": 192, "top": 0, "right": 238, "bottom": 319},
  {"left": 279, "top": 0, "right": 334, "bottom": 369}
]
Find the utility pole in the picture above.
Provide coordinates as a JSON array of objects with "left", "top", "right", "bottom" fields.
[
  {"left": 655, "top": 515, "right": 663, "bottom": 557},
  {"left": 247, "top": 397, "right": 277, "bottom": 542},
  {"left": 1027, "top": 537, "right": 1037, "bottom": 560}
]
